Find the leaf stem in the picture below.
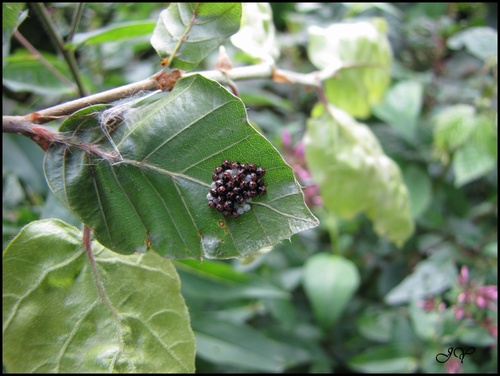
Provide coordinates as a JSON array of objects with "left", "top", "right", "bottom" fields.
[{"left": 83, "top": 225, "right": 120, "bottom": 319}]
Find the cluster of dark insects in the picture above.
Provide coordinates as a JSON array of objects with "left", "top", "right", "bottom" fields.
[{"left": 207, "top": 159, "right": 267, "bottom": 218}]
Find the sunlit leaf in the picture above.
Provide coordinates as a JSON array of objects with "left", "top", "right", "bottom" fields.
[
  {"left": 151, "top": 3, "right": 242, "bottom": 71},
  {"left": 44, "top": 74, "right": 318, "bottom": 260},
  {"left": 304, "top": 104, "right": 414, "bottom": 246},
  {"left": 452, "top": 115, "right": 497, "bottom": 187},
  {"left": 433, "top": 104, "right": 477, "bottom": 156},
  {"left": 308, "top": 19, "right": 392, "bottom": 118},
  {"left": 230, "top": 3, "right": 279, "bottom": 61},
  {"left": 2, "top": 219, "right": 195, "bottom": 373}
]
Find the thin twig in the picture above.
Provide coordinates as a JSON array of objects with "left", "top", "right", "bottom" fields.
[
  {"left": 67, "top": 3, "right": 86, "bottom": 43},
  {"left": 13, "top": 30, "right": 77, "bottom": 90},
  {"left": 32, "top": 3, "right": 87, "bottom": 96}
]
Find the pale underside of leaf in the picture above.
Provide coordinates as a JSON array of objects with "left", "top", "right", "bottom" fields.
[
  {"left": 2, "top": 219, "right": 195, "bottom": 373},
  {"left": 44, "top": 75, "right": 318, "bottom": 259},
  {"left": 305, "top": 105, "right": 413, "bottom": 246}
]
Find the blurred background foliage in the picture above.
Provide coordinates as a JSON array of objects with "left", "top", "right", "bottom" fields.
[{"left": 3, "top": 2, "right": 497, "bottom": 373}]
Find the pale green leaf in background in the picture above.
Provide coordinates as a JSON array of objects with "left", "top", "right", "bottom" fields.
[
  {"left": 308, "top": 19, "right": 392, "bottom": 119},
  {"left": 447, "top": 26, "right": 498, "bottom": 61},
  {"left": 3, "top": 49, "right": 77, "bottom": 96},
  {"left": 402, "top": 165, "right": 432, "bottom": 218},
  {"left": 230, "top": 2, "right": 279, "bottom": 62},
  {"left": 385, "top": 250, "right": 456, "bottom": 305},
  {"left": 2, "top": 219, "right": 195, "bottom": 373},
  {"left": 433, "top": 104, "right": 477, "bottom": 155},
  {"left": 44, "top": 75, "right": 318, "bottom": 260},
  {"left": 372, "top": 80, "right": 423, "bottom": 142},
  {"left": 433, "top": 105, "right": 497, "bottom": 185},
  {"left": 151, "top": 3, "right": 242, "bottom": 71},
  {"left": 193, "top": 317, "right": 310, "bottom": 372},
  {"left": 304, "top": 104, "right": 414, "bottom": 246},
  {"left": 453, "top": 133, "right": 497, "bottom": 187},
  {"left": 2, "top": 2, "right": 27, "bottom": 49},
  {"left": 348, "top": 345, "right": 418, "bottom": 373},
  {"left": 302, "top": 253, "right": 360, "bottom": 330},
  {"left": 69, "top": 20, "right": 156, "bottom": 48}
]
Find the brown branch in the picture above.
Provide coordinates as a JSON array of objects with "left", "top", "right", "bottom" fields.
[{"left": 31, "top": 77, "right": 158, "bottom": 123}]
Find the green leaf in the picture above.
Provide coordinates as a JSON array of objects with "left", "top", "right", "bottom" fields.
[
  {"left": 385, "top": 251, "right": 456, "bottom": 305},
  {"left": 408, "top": 299, "right": 441, "bottom": 341},
  {"left": 175, "top": 259, "right": 289, "bottom": 302},
  {"left": 230, "top": 3, "right": 279, "bottom": 61},
  {"left": 356, "top": 308, "right": 394, "bottom": 343},
  {"left": 308, "top": 20, "right": 392, "bottom": 119},
  {"left": 304, "top": 104, "right": 414, "bottom": 246},
  {"left": 151, "top": 3, "right": 242, "bottom": 71},
  {"left": 372, "top": 80, "right": 423, "bottom": 142},
  {"left": 447, "top": 27, "right": 498, "bottom": 61},
  {"left": 69, "top": 21, "right": 156, "bottom": 48},
  {"left": 2, "top": 3, "right": 27, "bottom": 47},
  {"left": 456, "top": 325, "right": 497, "bottom": 346},
  {"left": 433, "top": 105, "right": 497, "bottom": 185},
  {"left": 402, "top": 165, "right": 432, "bottom": 218},
  {"left": 3, "top": 49, "right": 76, "bottom": 96},
  {"left": 192, "top": 316, "right": 310, "bottom": 372},
  {"left": 2, "top": 219, "right": 195, "bottom": 373},
  {"left": 302, "top": 253, "right": 360, "bottom": 330},
  {"left": 44, "top": 74, "right": 318, "bottom": 260},
  {"left": 433, "top": 104, "right": 477, "bottom": 154},
  {"left": 348, "top": 345, "right": 418, "bottom": 373},
  {"left": 452, "top": 115, "right": 497, "bottom": 187}
]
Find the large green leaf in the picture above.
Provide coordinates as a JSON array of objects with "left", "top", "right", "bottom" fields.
[
  {"left": 303, "top": 253, "right": 360, "bottom": 330},
  {"left": 151, "top": 3, "right": 242, "bottom": 71},
  {"left": 44, "top": 74, "right": 318, "bottom": 259},
  {"left": 2, "top": 219, "right": 195, "bottom": 373},
  {"left": 307, "top": 19, "right": 392, "bottom": 119},
  {"left": 304, "top": 104, "right": 414, "bottom": 246}
]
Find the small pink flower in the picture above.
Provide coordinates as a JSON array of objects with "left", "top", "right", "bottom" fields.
[
  {"left": 445, "top": 357, "right": 462, "bottom": 373},
  {"left": 281, "top": 130, "right": 291, "bottom": 149},
  {"left": 477, "top": 285, "right": 498, "bottom": 301},
  {"left": 476, "top": 296, "right": 486, "bottom": 308},
  {"left": 457, "top": 265, "right": 469, "bottom": 286},
  {"left": 457, "top": 292, "right": 467, "bottom": 304}
]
